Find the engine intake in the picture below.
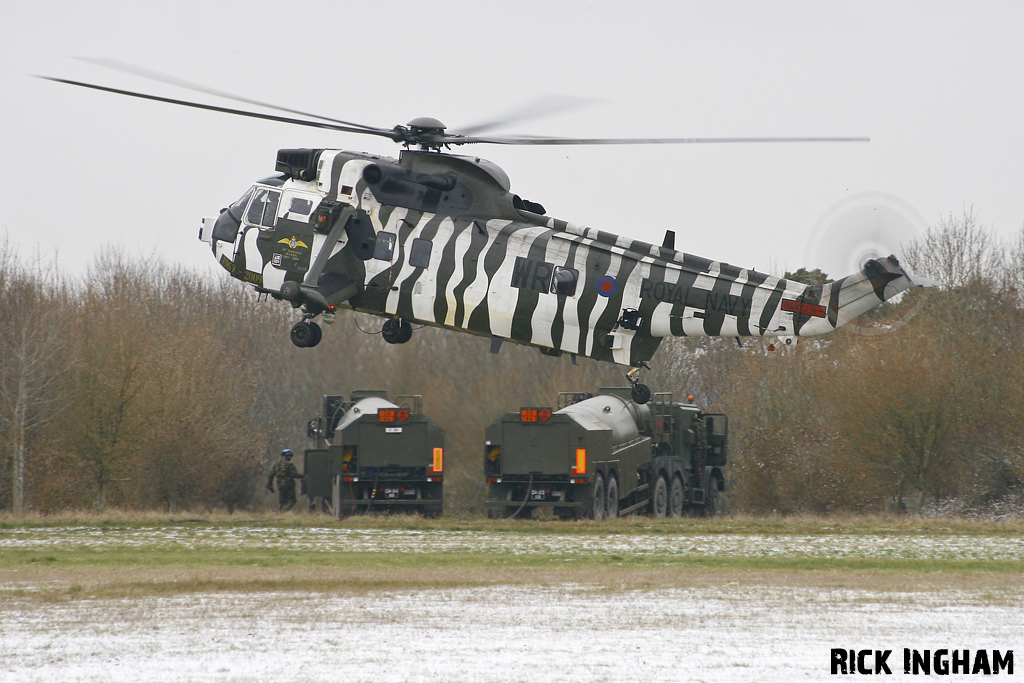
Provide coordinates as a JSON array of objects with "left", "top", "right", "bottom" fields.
[{"left": 276, "top": 148, "right": 324, "bottom": 181}]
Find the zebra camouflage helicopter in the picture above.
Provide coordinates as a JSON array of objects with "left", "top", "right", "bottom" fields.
[{"left": 44, "top": 67, "right": 927, "bottom": 404}]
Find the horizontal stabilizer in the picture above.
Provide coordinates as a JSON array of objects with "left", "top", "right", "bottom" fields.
[{"left": 906, "top": 273, "right": 944, "bottom": 289}]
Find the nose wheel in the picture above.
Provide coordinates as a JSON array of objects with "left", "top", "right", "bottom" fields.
[
  {"left": 626, "top": 363, "right": 652, "bottom": 404},
  {"left": 290, "top": 320, "right": 323, "bottom": 348}
]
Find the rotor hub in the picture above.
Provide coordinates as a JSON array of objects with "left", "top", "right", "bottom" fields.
[
  {"left": 398, "top": 117, "right": 452, "bottom": 150},
  {"left": 406, "top": 116, "right": 447, "bottom": 133}
]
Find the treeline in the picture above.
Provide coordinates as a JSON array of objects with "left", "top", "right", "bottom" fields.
[
  {"left": 1, "top": 210, "right": 1023, "bottom": 515},
  {"left": 0, "top": 244, "right": 625, "bottom": 514},
  {"left": 717, "top": 210, "right": 1024, "bottom": 514}
]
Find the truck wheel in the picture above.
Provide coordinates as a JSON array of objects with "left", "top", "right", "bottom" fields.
[
  {"left": 605, "top": 476, "right": 619, "bottom": 519},
  {"left": 590, "top": 473, "right": 605, "bottom": 520},
  {"left": 651, "top": 475, "right": 668, "bottom": 518},
  {"left": 704, "top": 483, "right": 720, "bottom": 517},
  {"left": 669, "top": 476, "right": 685, "bottom": 517}
]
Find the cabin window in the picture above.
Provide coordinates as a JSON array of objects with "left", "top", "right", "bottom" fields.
[
  {"left": 245, "top": 187, "right": 281, "bottom": 229},
  {"left": 551, "top": 267, "right": 579, "bottom": 296},
  {"left": 409, "top": 238, "right": 432, "bottom": 268},
  {"left": 373, "top": 231, "right": 397, "bottom": 261}
]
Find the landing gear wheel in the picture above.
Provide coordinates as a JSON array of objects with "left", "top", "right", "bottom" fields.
[
  {"left": 626, "top": 363, "right": 652, "bottom": 404},
  {"left": 605, "top": 475, "right": 619, "bottom": 519},
  {"left": 651, "top": 475, "right": 668, "bottom": 518},
  {"left": 590, "top": 473, "right": 605, "bottom": 520},
  {"left": 290, "top": 321, "right": 322, "bottom": 348},
  {"left": 631, "top": 383, "right": 652, "bottom": 405},
  {"left": 382, "top": 318, "right": 413, "bottom": 344},
  {"left": 669, "top": 476, "right": 685, "bottom": 517}
]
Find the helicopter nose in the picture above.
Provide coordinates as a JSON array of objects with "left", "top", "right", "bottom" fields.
[{"left": 199, "top": 216, "right": 217, "bottom": 244}]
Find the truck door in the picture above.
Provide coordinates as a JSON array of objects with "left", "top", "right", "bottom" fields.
[
  {"left": 703, "top": 414, "right": 728, "bottom": 466},
  {"left": 303, "top": 448, "right": 334, "bottom": 499}
]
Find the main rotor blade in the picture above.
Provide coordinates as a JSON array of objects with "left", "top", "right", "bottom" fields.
[
  {"left": 39, "top": 74, "right": 871, "bottom": 150},
  {"left": 36, "top": 77, "right": 403, "bottom": 141},
  {"left": 454, "top": 93, "right": 600, "bottom": 136},
  {"left": 75, "top": 57, "right": 391, "bottom": 135},
  {"left": 450, "top": 134, "right": 870, "bottom": 145}
]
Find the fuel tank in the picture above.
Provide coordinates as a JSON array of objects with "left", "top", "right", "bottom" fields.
[
  {"left": 557, "top": 390, "right": 652, "bottom": 447},
  {"left": 333, "top": 396, "right": 397, "bottom": 435}
]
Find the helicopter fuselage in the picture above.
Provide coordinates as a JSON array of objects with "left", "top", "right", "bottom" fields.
[{"left": 200, "top": 148, "right": 914, "bottom": 365}]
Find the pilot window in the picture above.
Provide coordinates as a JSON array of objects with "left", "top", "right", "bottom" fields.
[
  {"left": 212, "top": 187, "right": 255, "bottom": 243},
  {"left": 551, "top": 267, "right": 579, "bottom": 296},
  {"left": 244, "top": 188, "right": 281, "bottom": 229},
  {"left": 373, "top": 231, "right": 397, "bottom": 261},
  {"left": 288, "top": 197, "right": 313, "bottom": 214},
  {"left": 409, "top": 238, "right": 432, "bottom": 268},
  {"left": 282, "top": 195, "right": 316, "bottom": 221}
]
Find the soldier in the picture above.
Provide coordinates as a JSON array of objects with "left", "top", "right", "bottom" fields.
[{"left": 266, "top": 449, "right": 304, "bottom": 511}]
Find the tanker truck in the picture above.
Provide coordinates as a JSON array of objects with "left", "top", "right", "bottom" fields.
[
  {"left": 484, "top": 389, "right": 727, "bottom": 520},
  {"left": 303, "top": 390, "right": 445, "bottom": 517}
]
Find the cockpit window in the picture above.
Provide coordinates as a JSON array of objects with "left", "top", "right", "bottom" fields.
[
  {"left": 212, "top": 187, "right": 255, "bottom": 244},
  {"left": 228, "top": 187, "right": 255, "bottom": 222},
  {"left": 245, "top": 187, "right": 281, "bottom": 229}
]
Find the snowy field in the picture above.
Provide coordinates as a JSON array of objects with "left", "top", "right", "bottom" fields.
[
  {"left": 2, "top": 527, "right": 1022, "bottom": 682},
  {"left": 3, "top": 584, "right": 1020, "bottom": 682}
]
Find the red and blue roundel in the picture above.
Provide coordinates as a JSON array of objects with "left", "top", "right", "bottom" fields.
[{"left": 595, "top": 275, "right": 618, "bottom": 297}]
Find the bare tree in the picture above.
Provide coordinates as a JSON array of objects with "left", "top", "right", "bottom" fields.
[
  {"left": 903, "top": 207, "right": 1001, "bottom": 289},
  {"left": 59, "top": 253, "right": 150, "bottom": 510},
  {"left": 0, "top": 245, "right": 71, "bottom": 514},
  {"left": 129, "top": 268, "right": 271, "bottom": 511}
]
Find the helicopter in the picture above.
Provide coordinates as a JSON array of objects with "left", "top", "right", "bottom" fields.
[{"left": 43, "top": 66, "right": 930, "bottom": 404}]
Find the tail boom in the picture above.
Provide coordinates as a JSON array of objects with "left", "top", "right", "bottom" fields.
[{"left": 795, "top": 255, "right": 916, "bottom": 336}]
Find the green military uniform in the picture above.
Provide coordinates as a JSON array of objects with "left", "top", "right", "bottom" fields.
[{"left": 267, "top": 450, "right": 303, "bottom": 511}]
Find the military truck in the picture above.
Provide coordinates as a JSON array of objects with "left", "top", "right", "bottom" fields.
[
  {"left": 484, "top": 388, "right": 727, "bottom": 519},
  {"left": 304, "top": 391, "right": 445, "bottom": 517}
]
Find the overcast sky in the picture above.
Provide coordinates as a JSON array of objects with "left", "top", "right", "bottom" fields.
[{"left": 3, "top": 1, "right": 1022, "bottom": 280}]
